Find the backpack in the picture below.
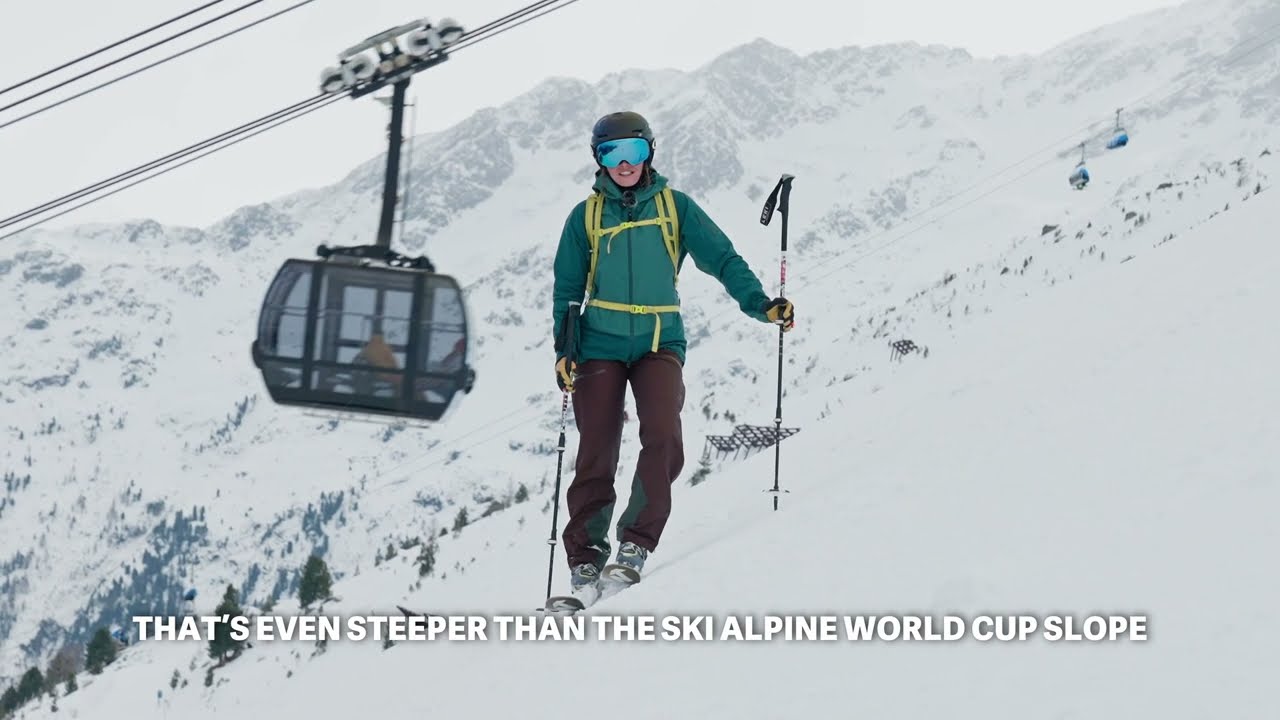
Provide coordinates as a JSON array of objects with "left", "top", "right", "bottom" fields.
[{"left": 581, "top": 186, "right": 682, "bottom": 353}]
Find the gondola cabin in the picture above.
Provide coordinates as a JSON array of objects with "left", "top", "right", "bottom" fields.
[
  {"left": 1069, "top": 165, "right": 1090, "bottom": 190},
  {"left": 251, "top": 252, "right": 475, "bottom": 422},
  {"left": 1068, "top": 141, "right": 1090, "bottom": 190},
  {"left": 1106, "top": 131, "right": 1129, "bottom": 149},
  {"left": 1106, "top": 108, "right": 1129, "bottom": 150}
]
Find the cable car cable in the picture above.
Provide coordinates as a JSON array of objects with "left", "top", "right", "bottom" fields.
[
  {"left": 449, "top": 0, "right": 582, "bottom": 53},
  {"left": 1, "top": 0, "right": 584, "bottom": 236},
  {"left": 451, "top": 0, "right": 566, "bottom": 44},
  {"left": 0, "top": 93, "right": 333, "bottom": 230},
  {"left": 0, "top": 0, "right": 269, "bottom": 115},
  {"left": 0, "top": 0, "right": 232, "bottom": 98},
  {"left": 0, "top": 0, "right": 319, "bottom": 132},
  {"left": 0, "top": 94, "right": 343, "bottom": 241}
]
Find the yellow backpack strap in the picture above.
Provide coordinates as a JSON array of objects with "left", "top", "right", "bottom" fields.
[
  {"left": 581, "top": 188, "right": 683, "bottom": 354},
  {"left": 583, "top": 192, "right": 604, "bottom": 296},
  {"left": 654, "top": 187, "right": 680, "bottom": 283},
  {"left": 586, "top": 300, "right": 682, "bottom": 353}
]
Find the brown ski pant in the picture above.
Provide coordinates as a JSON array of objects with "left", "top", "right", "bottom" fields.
[{"left": 562, "top": 349, "right": 686, "bottom": 570}]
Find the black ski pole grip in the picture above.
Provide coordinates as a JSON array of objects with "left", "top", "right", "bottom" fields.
[{"left": 760, "top": 173, "right": 795, "bottom": 227}]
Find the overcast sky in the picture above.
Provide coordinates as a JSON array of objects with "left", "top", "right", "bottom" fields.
[{"left": 0, "top": 0, "right": 1184, "bottom": 232}]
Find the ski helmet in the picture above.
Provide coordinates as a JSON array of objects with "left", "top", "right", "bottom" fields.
[{"left": 590, "top": 111, "right": 655, "bottom": 162}]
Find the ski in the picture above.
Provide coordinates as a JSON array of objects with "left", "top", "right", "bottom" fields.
[
  {"left": 601, "top": 563, "right": 641, "bottom": 586},
  {"left": 542, "top": 595, "right": 586, "bottom": 613},
  {"left": 541, "top": 573, "right": 635, "bottom": 614}
]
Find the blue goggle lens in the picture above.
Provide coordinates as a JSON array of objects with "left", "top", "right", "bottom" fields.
[{"left": 595, "top": 137, "right": 650, "bottom": 168}]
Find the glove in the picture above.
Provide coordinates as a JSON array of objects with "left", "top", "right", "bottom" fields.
[
  {"left": 555, "top": 357, "right": 577, "bottom": 393},
  {"left": 763, "top": 297, "right": 795, "bottom": 331}
]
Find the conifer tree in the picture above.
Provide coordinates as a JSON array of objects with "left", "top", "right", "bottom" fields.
[
  {"left": 16, "top": 667, "right": 44, "bottom": 705},
  {"left": 207, "top": 584, "right": 245, "bottom": 664},
  {"left": 1, "top": 686, "right": 19, "bottom": 715},
  {"left": 415, "top": 538, "right": 437, "bottom": 578},
  {"left": 298, "top": 555, "right": 333, "bottom": 609},
  {"left": 85, "top": 628, "right": 116, "bottom": 674}
]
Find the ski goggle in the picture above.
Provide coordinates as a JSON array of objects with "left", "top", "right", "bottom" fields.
[{"left": 595, "top": 137, "right": 651, "bottom": 168}]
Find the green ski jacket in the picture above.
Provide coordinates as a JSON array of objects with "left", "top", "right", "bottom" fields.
[{"left": 553, "top": 170, "right": 771, "bottom": 365}]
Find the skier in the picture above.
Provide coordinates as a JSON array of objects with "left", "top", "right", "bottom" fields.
[{"left": 551, "top": 111, "right": 795, "bottom": 604}]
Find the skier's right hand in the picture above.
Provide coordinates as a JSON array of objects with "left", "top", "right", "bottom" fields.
[{"left": 556, "top": 357, "right": 577, "bottom": 393}]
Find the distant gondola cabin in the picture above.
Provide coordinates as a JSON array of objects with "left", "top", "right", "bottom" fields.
[{"left": 1069, "top": 165, "right": 1090, "bottom": 189}]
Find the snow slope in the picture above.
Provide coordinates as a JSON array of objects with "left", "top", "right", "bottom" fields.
[
  {"left": 16, "top": 119, "right": 1280, "bottom": 720},
  {"left": 1, "top": 0, "right": 1278, "bottom": 701}
]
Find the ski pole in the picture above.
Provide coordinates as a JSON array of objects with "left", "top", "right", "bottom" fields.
[
  {"left": 760, "top": 174, "right": 794, "bottom": 511},
  {"left": 545, "top": 301, "right": 580, "bottom": 600}
]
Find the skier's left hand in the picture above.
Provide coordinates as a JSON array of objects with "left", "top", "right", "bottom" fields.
[{"left": 764, "top": 297, "right": 795, "bottom": 331}]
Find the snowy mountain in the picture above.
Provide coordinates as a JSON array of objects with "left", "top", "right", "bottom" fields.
[
  {"left": 1, "top": 0, "right": 1278, "bottom": 713},
  {"left": 16, "top": 151, "right": 1279, "bottom": 720}
]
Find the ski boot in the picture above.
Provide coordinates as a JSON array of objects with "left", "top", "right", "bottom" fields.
[
  {"left": 544, "top": 563, "right": 601, "bottom": 613},
  {"left": 602, "top": 542, "right": 649, "bottom": 585},
  {"left": 570, "top": 562, "right": 602, "bottom": 605}
]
